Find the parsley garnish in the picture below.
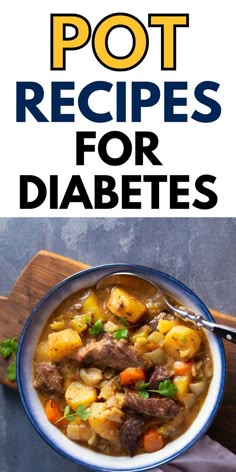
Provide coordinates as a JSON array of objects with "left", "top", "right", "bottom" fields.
[
  {"left": 136, "top": 382, "right": 150, "bottom": 398},
  {"left": 0, "top": 338, "right": 18, "bottom": 359},
  {"left": 181, "top": 335, "right": 187, "bottom": 344},
  {"left": 119, "top": 316, "right": 130, "bottom": 328},
  {"left": 77, "top": 404, "right": 91, "bottom": 421},
  {"left": 86, "top": 316, "right": 92, "bottom": 325},
  {"left": 63, "top": 405, "right": 75, "bottom": 421},
  {"left": 139, "top": 390, "right": 150, "bottom": 399},
  {"left": 56, "top": 404, "right": 91, "bottom": 424},
  {"left": 155, "top": 379, "right": 178, "bottom": 398},
  {"left": 0, "top": 337, "right": 18, "bottom": 382},
  {"left": 113, "top": 316, "right": 130, "bottom": 340},
  {"left": 7, "top": 359, "right": 17, "bottom": 382},
  {"left": 89, "top": 319, "right": 104, "bottom": 337},
  {"left": 113, "top": 328, "right": 129, "bottom": 340},
  {"left": 136, "top": 381, "right": 150, "bottom": 390},
  {"left": 136, "top": 379, "right": 178, "bottom": 399}
]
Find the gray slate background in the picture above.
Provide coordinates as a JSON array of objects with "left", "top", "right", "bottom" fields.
[{"left": 0, "top": 217, "right": 235, "bottom": 472}]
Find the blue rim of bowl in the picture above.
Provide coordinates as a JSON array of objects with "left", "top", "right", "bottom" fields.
[{"left": 17, "top": 263, "right": 226, "bottom": 472}]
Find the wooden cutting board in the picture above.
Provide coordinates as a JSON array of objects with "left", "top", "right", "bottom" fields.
[{"left": 0, "top": 250, "right": 235, "bottom": 453}]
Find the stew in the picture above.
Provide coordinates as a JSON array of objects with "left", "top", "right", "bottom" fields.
[{"left": 33, "top": 280, "right": 213, "bottom": 456}]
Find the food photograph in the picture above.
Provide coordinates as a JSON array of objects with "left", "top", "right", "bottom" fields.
[
  {"left": 1, "top": 0, "right": 235, "bottom": 470},
  {"left": 0, "top": 218, "right": 236, "bottom": 472}
]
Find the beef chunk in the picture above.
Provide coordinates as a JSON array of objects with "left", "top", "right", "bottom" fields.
[
  {"left": 124, "top": 389, "right": 180, "bottom": 417},
  {"left": 75, "top": 334, "right": 152, "bottom": 371},
  {"left": 120, "top": 416, "right": 144, "bottom": 456},
  {"left": 149, "top": 312, "right": 175, "bottom": 330},
  {"left": 33, "top": 362, "right": 63, "bottom": 394},
  {"left": 149, "top": 366, "right": 172, "bottom": 389}
]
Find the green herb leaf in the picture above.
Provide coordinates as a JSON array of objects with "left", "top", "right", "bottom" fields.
[
  {"left": 119, "top": 316, "right": 130, "bottom": 328},
  {"left": 76, "top": 404, "right": 91, "bottom": 421},
  {"left": 7, "top": 359, "right": 17, "bottom": 382},
  {"left": 138, "top": 390, "right": 150, "bottom": 399},
  {"left": 136, "top": 381, "right": 150, "bottom": 390},
  {"left": 86, "top": 316, "right": 92, "bottom": 325},
  {"left": 0, "top": 338, "right": 18, "bottom": 382},
  {"left": 156, "top": 379, "right": 178, "bottom": 398},
  {"left": 89, "top": 319, "right": 103, "bottom": 337},
  {"left": 113, "top": 328, "right": 129, "bottom": 341},
  {"left": 0, "top": 338, "right": 18, "bottom": 359},
  {"left": 64, "top": 405, "right": 71, "bottom": 416},
  {"left": 181, "top": 335, "right": 187, "bottom": 344},
  {"left": 66, "top": 413, "right": 76, "bottom": 422},
  {"left": 55, "top": 405, "right": 76, "bottom": 424}
]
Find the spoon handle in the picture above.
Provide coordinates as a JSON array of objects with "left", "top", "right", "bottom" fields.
[{"left": 201, "top": 319, "right": 236, "bottom": 344}]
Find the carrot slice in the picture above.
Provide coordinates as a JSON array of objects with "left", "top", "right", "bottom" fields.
[
  {"left": 143, "top": 428, "right": 165, "bottom": 453},
  {"left": 173, "top": 360, "right": 192, "bottom": 376},
  {"left": 120, "top": 367, "right": 146, "bottom": 385},
  {"left": 45, "top": 399, "right": 67, "bottom": 426}
]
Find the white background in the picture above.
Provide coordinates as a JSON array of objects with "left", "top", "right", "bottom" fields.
[{"left": 0, "top": 0, "right": 234, "bottom": 216}]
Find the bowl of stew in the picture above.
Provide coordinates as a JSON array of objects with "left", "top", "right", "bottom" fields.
[{"left": 17, "top": 264, "right": 225, "bottom": 471}]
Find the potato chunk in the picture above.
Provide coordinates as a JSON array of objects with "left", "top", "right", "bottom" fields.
[
  {"left": 65, "top": 381, "right": 97, "bottom": 411},
  {"left": 50, "top": 316, "right": 65, "bottom": 331},
  {"left": 88, "top": 402, "right": 122, "bottom": 442},
  {"left": 47, "top": 328, "right": 83, "bottom": 362},
  {"left": 67, "top": 421, "right": 95, "bottom": 443},
  {"left": 173, "top": 375, "right": 191, "bottom": 402},
  {"left": 147, "top": 331, "right": 165, "bottom": 346},
  {"left": 131, "top": 325, "right": 151, "bottom": 342},
  {"left": 82, "top": 291, "right": 107, "bottom": 321},
  {"left": 98, "top": 378, "right": 118, "bottom": 400},
  {"left": 70, "top": 314, "right": 88, "bottom": 333},
  {"left": 107, "top": 287, "right": 146, "bottom": 323},
  {"left": 34, "top": 341, "right": 50, "bottom": 362},
  {"left": 158, "top": 318, "right": 179, "bottom": 334},
  {"left": 163, "top": 325, "right": 201, "bottom": 360},
  {"left": 79, "top": 368, "right": 103, "bottom": 386}
]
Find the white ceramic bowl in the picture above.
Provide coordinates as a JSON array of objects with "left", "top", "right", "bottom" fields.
[{"left": 17, "top": 264, "right": 225, "bottom": 471}]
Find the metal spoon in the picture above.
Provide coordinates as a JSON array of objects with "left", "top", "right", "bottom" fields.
[{"left": 96, "top": 271, "right": 236, "bottom": 344}]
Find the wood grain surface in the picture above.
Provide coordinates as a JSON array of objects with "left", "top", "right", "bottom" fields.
[{"left": 0, "top": 251, "right": 235, "bottom": 452}]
